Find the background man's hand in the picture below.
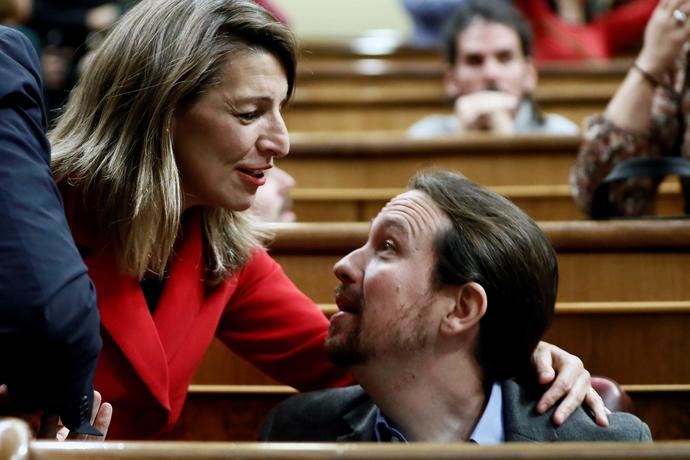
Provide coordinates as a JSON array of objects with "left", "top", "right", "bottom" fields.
[{"left": 454, "top": 90, "right": 519, "bottom": 133}]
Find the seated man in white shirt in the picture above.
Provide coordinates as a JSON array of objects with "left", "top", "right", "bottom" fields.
[
  {"left": 260, "top": 170, "right": 650, "bottom": 443},
  {"left": 408, "top": 0, "right": 578, "bottom": 137}
]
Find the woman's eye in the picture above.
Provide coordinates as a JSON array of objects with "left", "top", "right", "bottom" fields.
[{"left": 237, "top": 111, "right": 258, "bottom": 122}]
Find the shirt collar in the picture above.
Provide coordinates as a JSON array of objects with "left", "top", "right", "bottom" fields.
[
  {"left": 373, "top": 382, "right": 504, "bottom": 444},
  {"left": 469, "top": 382, "right": 504, "bottom": 445},
  {"left": 513, "top": 99, "right": 538, "bottom": 131},
  {"left": 374, "top": 410, "right": 407, "bottom": 443}
]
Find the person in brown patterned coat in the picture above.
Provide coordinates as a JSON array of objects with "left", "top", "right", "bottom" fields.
[{"left": 571, "top": 0, "right": 690, "bottom": 217}]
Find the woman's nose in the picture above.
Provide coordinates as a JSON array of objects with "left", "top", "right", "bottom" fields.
[{"left": 259, "top": 113, "right": 290, "bottom": 159}]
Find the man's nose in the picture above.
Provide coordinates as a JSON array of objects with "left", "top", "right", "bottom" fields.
[
  {"left": 482, "top": 58, "right": 501, "bottom": 84},
  {"left": 333, "top": 247, "right": 363, "bottom": 284}
]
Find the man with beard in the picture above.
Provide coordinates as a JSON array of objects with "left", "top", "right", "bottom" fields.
[
  {"left": 260, "top": 170, "right": 650, "bottom": 443},
  {"left": 408, "top": 0, "right": 579, "bottom": 137}
]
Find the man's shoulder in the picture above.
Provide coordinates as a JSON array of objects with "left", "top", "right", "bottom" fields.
[
  {"left": 538, "top": 113, "right": 580, "bottom": 135},
  {"left": 555, "top": 408, "right": 651, "bottom": 442},
  {"left": 259, "top": 385, "right": 374, "bottom": 441},
  {"left": 274, "top": 385, "right": 369, "bottom": 414},
  {"left": 0, "top": 26, "right": 37, "bottom": 66},
  {"left": 0, "top": 26, "right": 42, "bottom": 100},
  {"left": 501, "top": 380, "right": 651, "bottom": 442}
]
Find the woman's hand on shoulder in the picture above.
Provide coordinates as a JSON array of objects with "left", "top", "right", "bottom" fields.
[{"left": 531, "top": 341, "right": 610, "bottom": 427}]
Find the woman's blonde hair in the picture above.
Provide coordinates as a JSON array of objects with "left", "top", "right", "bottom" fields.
[{"left": 51, "top": 0, "right": 297, "bottom": 283}]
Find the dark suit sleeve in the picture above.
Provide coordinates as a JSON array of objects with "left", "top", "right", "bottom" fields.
[{"left": 0, "top": 26, "right": 101, "bottom": 434}]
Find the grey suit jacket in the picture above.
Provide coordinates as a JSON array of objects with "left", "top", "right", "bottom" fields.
[{"left": 259, "top": 380, "right": 651, "bottom": 442}]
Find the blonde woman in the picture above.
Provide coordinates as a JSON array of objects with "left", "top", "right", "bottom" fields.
[{"left": 50, "top": 0, "right": 607, "bottom": 440}]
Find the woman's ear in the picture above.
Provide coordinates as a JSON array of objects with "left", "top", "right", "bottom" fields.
[{"left": 440, "top": 282, "right": 487, "bottom": 336}]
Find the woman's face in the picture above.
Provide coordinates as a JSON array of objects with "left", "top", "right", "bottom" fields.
[{"left": 174, "top": 50, "right": 290, "bottom": 211}]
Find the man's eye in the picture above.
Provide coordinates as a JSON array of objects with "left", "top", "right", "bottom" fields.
[
  {"left": 382, "top": 239, "right": 396, "bottom": 251},
  {"left": 465, "top": 56, "right": 483, "bottom": 66}
]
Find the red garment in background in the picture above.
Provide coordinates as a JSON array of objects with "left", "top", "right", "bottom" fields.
[
  {"left": 515, "top": 0, "right": 657, "bottom": 62},
  {"left": 255, "top": 0, "right": 288, "bottom": 24}
]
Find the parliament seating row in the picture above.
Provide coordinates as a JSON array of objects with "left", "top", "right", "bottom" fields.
[
  {"left": 286, "top": 49, "right": 630, "bottom": 132},
  {"left": 295, "top": 59, "right": 626, "bottom": 103},
  {"left": 283, "top": 87, "right": 607, "bottom": 132},
  {"left": 290, "top": 183, "right": 683, "bottom": 222},
  {"left": 281, "top": 134, "right": 581, "bottom": 188},
  {"left": 264, "top": 220, "right": 690, "bottom": 304},
  {"left": 279, "top": 134, "right": 684, "bottom": 221},
  {"left": 296, "top": 43, "right": 628, "bottom": 93},
  {"left": 193, "top": 300, "right": 690, "bottom": 388},
  {"left": 23, "top": 438, "right": 690, "bottom": 459},
  {"left": 163, "top": 384, "right": 690, "bottom": 441}
]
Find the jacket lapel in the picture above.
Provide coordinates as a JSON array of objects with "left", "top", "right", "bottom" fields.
[
  {"left": 153, "top": 210, "right": 207, "bottom": 361},
  {"left": 338, "top": 393, "right": 378, "bottom": 442},
  {"left": 85, "top": 245, "right": 171, "bottom": 411}
]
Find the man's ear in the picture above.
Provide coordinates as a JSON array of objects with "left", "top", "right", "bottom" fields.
[
  {"left": 523, "top": 58, "right": 537, "bottom": 95},
  {"left": 440, "top": 282, "right": 487, "bottom": 336},
  {"left": 444, "top": 67, "right": 461, "bottom": 98}
]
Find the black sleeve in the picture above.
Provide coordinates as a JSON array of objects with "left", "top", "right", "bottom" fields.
[{"left": 0, "top": 26, "right": 102, "bottom": 435}]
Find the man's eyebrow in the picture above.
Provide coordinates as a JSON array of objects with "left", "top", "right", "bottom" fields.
[{"left": 376, "top": 215, "right": 412, "bottom": 236}]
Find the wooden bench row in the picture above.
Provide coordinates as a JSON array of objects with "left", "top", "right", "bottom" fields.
[
  {"left": 290, "top": 183, "right": 683, "bottom": 222},
  {"left": 264, "top": 220, "right": 690, "bottom": 304},
  {"left": 284, "top": 87, "right": 607, "bottom": 132},
  {"left": 193, "top": 300, "right": 690, "bottom": 389},
  {"left": 288, "top": 43, "right": 630, "bottom": 132},
  {"left": 281, "top": 134, "right": 580, "bottom": 188},
  {"left": 165, "top": 384, "right": 690, "bottom": 441},
  {"left": 25, "top": 439, "right": 690, "bottom": 460},
  {"left": 295, "top": 58, "right": 628, "bottom": 102}
]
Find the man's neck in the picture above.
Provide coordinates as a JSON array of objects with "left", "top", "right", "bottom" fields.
[{"left": 353, "top": 351, "right": 487, "bottom": 442}]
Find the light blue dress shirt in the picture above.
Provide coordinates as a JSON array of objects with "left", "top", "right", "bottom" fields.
[{"left": 374, "top": 382, "right": 504, "bottom": 444}]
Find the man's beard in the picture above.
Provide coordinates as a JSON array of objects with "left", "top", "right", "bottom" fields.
[
  {"left": 324, "top": 319, "right": 366, "bottom": 368},
  {"left": 324, "top": 298, "right": 434, "bottom": 368}
]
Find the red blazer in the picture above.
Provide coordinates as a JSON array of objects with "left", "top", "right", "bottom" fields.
[{"left": 72, "top": 209, "right": 351, "bottom": 439}]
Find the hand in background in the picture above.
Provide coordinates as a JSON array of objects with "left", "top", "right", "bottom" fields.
[
  {"left": 454, "top": 90, "right": 518, "bottom": 133},
  {"left": 636, "top": 0, "right": 690, "bottom": 79}
]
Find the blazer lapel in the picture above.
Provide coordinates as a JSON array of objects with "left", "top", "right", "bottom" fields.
[
  {"left": 86, "top": 245, "right": 171, "bottom": 411},
  {"left": 153, "top": 210, "right": 208, "bottom": 361},
  {"left": 338, "top": 395, "right": 378, "bottom": 442}
]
